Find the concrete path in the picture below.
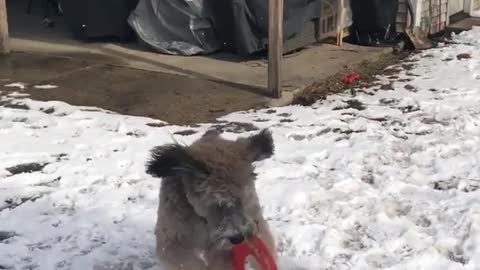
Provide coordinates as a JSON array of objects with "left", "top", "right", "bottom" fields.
[{"left": 0, "top": 52, "right": 268, "bottom": 125}]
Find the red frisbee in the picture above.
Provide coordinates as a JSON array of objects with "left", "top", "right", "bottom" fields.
[{"left": 231, "top": 237, "right": 277, "bottom": 270}]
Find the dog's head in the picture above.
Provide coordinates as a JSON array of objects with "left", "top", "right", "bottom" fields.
[{"left": 146, "top": 129, "right": 274, "bottom": 247}]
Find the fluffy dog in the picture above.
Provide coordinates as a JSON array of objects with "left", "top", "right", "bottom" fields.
[{"left": 146, "top": 129, "right": 276, "bottom": 270}]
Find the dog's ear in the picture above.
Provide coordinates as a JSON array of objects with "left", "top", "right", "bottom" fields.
[
  {"left": 239, "top": 129, "right": 274, "bottom": 162},
  {"left": 146, "top": 144, "right": 210, "bottom": 178}
]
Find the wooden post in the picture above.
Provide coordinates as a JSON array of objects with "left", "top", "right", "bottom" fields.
[
  {"left": 336, "top": 0, "right": 344, "bottom": 46},
  {"left": 268, "top": 0, "right": 284, "bottom": 98},
  {"left": 0, "top": 0, "right": 9, "bottom": 54}
]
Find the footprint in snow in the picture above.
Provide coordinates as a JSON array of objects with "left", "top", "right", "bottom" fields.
[
  {"left": 398, "top": 104, "right": 420, "bottom": 114},
  {"left": 92, "top": 259, "right": 157, "bottom": 270},
  {"left": 126, "top": 130, "right": 147, "bottom": 138},
  {"left": 456, "top": 53, "right": 471, "bottom": 60},
  {"left": 52, "top": 153, "right": 68, "bottom": 161},
  {"left": 11, "top": 117, "right": 29, "bottom": 123},
  {"left": 428, "top": 178, "right": 480, "bottom": 193},
  {"left": 277, "top": 113, "right": 291, "bottom": 117},
  {"left": 430, "top": 179, "right": 458, "bottom": 191},
  {"left": 6, "top": 162, "right": 48, "bottom": 175},
  {"left": 379, "top": 98, "right": 399, "bottom": 106},
  {"left": 0, "top": 231, "right": 17, "bottom": 242},
  {"left": 332, "top": 99, "right": 366, "bottom": 111},
  {"left": 118, "top": 160, "right": 133, "bottom": 169},
  {"left": 0, "top": 193, "right": 48, "bottom": 212},
  {"left": 39, "top": 107, "right": 55, "bottom": 114},
  {"left": 146, "top": 122, "right": 167, "bottom": 128},
  {"left": 71, "top": 130, "right": 83, "bottom": 138},
  {"left": 212, "top": 122, "right": 259, "bottom": 134},
  {"left": 459, "top": 179, "right": 480, "bottom": 193},
  {"left": 447, "top": 250, "right": 469, "bottom": 265},
  {"left": 0, "top": 100, "right": 30, "bottom": 110},
  {"left": 253, "top": 118, "right": 270, "bottom": 122},
  {"left": 265, "top": 109, "right": 277, "bottom": 114},
  {"left": 413, "top": 215, "right": 432, "bottom": 228},
  {"left": 174, "top": 129, "right": 197, "bottom": 136},
  {"left": 34, "top": 177, "right": 61, "bottom": 188}
]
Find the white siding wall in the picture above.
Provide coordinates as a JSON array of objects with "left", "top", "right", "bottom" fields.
[
  {"left": 449, "top": 0, "right": 465, "bottom": 14},
  {"left": 468, "top": 0, "right": 480, "bottom": 12}
]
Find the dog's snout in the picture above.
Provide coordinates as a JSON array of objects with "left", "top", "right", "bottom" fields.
[{"left": 227, "top": 233, "right": 245, "bottom": 245}]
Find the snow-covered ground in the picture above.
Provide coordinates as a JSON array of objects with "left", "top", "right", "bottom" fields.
[{"left": 1, "top": 27, "right": 480, "bottom": 270}]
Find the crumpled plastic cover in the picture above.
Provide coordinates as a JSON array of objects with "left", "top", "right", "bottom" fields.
[
  {"left": 128, "top": 0, "right": 326, "bottom": 56},
  {"left": 128, "top": 0, "right": 221, "bottom": 56}
]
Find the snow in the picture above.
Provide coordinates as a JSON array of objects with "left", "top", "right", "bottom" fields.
[
  {"left": 34, "top": 84, "right": 59, "bottom": 90},
  {"left": 4, "top": 82, "right": 27, "bottom": 90},
  {"left": 1, "top": 28, "right": 480, "bottom": 270}
]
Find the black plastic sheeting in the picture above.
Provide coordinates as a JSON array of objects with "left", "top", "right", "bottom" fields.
[
  {"left": 351, "top": 0, "right": 399, "bottom": 32},
  {"left": 128, "top": 0, "right": 322, "bottom": 56},
  {"left": 349, "top": 0, "right": 400, "bottom": 46}
]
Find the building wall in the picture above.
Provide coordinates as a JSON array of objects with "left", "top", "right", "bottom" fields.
[
  {"left": 471, "top": 0, "right": 480, "bottom": 11},
  {"left": 449, "top": 0, "right": 466, "bottom": 14}
]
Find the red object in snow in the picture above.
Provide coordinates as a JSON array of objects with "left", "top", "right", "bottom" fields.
[
  {"left": 232, "top": 237, "right": 277, "bottom": 270},
  {"left": 343, "top": 73, "right": 361, "bottom": 85}
]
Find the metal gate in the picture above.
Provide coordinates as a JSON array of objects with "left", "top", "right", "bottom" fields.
[{"left": 421, "top": 0, "right": 449, "bottom": 34}]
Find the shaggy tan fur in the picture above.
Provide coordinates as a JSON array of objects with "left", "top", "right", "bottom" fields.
[{"left": 146, "top": 129, "right": 276, "bottom": 270}]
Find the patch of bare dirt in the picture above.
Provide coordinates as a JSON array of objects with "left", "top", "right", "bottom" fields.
[{"left": 293, "top": 52, "right": 411, "bottom": 106}]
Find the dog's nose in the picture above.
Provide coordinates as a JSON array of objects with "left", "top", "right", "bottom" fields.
[{"left": 228, "top": 234, "right": 245, "bottom": 245}]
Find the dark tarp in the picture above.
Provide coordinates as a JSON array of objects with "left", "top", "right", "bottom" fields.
[
  {"left": 350, "top": 0, "right": 399, "bottom": 32},
  {"left": 128, "top": 0, "right": 221, "bottom": 56},
  {"left": 349, "top": 0, "right": 400, "bottom": 46},
  {"left": 128, "top": 0, "right": 322, "bottom": 56}
]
